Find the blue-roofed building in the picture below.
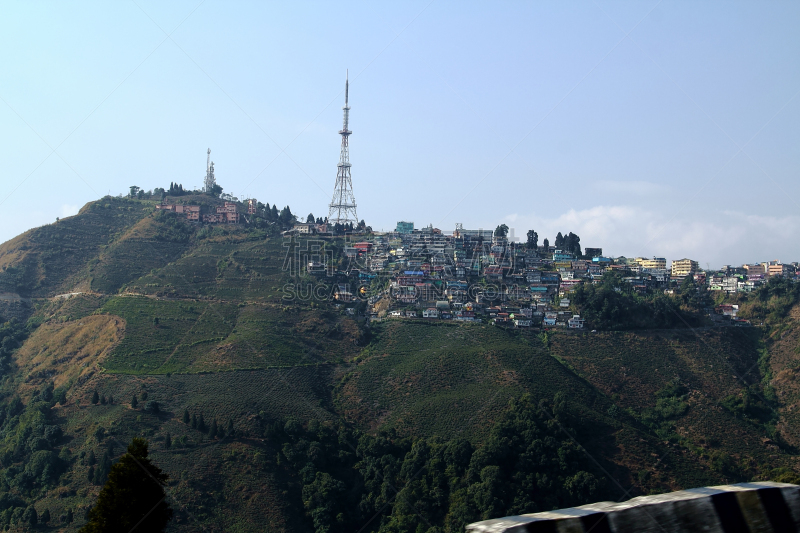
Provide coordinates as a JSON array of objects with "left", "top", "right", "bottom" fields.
[{"left": 395, "top": 221, "right": 414, "bottom": 234}]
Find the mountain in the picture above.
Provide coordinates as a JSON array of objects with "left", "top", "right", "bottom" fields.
[{"left": 0, "top": 196, "right": 797, "bottom": 532}]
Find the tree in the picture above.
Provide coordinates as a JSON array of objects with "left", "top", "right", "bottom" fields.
[
  {"left": 80, "top": 438, "right": 172, "bottom": 533},
  {"left": 129, "top": 186, "right": 140, "bottom": 198},
  {"left": 543, "top": 238, "right": 549, "bottom": 251},
  {"left": 131, "top": 396, "right": 138, "bottom": 409},
  {"left": 144, "top": 401, "right": 160, "bottom": 414},
  {"left": 494, "top": 224, "right": 509, "bottom": 239},
  {"left": 108, "top": 395, "right": 114, "bottom": 405},
  {"left": 164, "top": 432, "right": 172, "bottom": 449},
  {"left": 279, "top": 206, "right": 294, "bottom": 226},
  {"left": 191, "top": 413, "right": 197, "bottom": 429},
  {"left": 198, "top": 413, "right": 206, "bottom": 433},
  {"left": 555, "top": 232, "right": 564, "bottom": 248},
  {"left": 40, "top": 508, "right": 50, "bottom": 525},
  {"left": 209, "top": 419, "right": 218, "bottom": 439},
  {"left": 226, "top": 418, "right": 234, "bottom": 437},
  {"left": 526, "top": 230, "right": 538, "bottom": 250},
  {"left": 307, "top": 213, "right": 315, "bottom": 223},
  {"left": 22, "top": 505, "right": 37, "bottom": 527},
  {"left": 183, "top": 409, "right": 190, "bottom": 424},
  {"left": 567, "top": 232, "right": 581, "bottom": 256},
  {"left": 93, "top": 451, "right": 112, "bottom": 485},
  {"left": 100, "top": 394, "right": 107, "bottom": 405},
  {"left": 91, "top": 390, "right": 99, "bottom": 405}
]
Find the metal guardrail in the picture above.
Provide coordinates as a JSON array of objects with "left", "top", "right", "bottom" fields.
[{"left": 466, "top": 482, "right": 799, "bottom": 533}]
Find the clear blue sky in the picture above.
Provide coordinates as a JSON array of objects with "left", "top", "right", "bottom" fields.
[{"left": 2, "top": 1, "right": 798, "bottom": 268}]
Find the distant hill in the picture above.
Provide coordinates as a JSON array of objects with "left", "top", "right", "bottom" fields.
[{"left": 0, "top": 197, "right": 797, "bottom": 532}]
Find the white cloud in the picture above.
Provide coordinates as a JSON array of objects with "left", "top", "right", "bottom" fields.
[{"left": 504, "top": 205, "right": 800, "bottom": 268}]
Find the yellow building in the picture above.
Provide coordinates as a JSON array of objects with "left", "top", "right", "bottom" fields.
[
  {"left": 671, "top": 258, "right": 698, "bottom": 278},
  {"left": 636, "top": 257, "right": 667, "bottom": 270}
]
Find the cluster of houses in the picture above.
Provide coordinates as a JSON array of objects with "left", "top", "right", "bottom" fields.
[
  {"left": 155, "top": 199, "right": 258, "bottom": 224},
  {"left": 314, "top": 221, "right": 798, "bottom": 330}
]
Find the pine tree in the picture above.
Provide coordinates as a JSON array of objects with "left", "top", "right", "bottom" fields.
[
  {"left": 93, "top": 451, "right": 112, "bottom": 485},
  {"left": 191, "top": 413, "right": 197, "bottom": 429},
  {"left": 131, "top": 396, "right": 138, "bottom": 409},
  {"left": 100, "top": 395, "right": 107, "bottom": 405},
  {"left": 87, "top": 466, "right": 95, "bottom": 482},
  {"left": 91, "top": 390, "right": 99, "bottom": 405},
  {"left": 108, "top": 395, "right": 114, "bottom": 405},
  {"left": 183, "top": 409, "right": 190, "bottom": 424},
  {"left": 88, "top": 450, "right": 96, "bottom": 465},
  {"left": 164, "top": 432, "right": 171, "bottom": 449},
  {"left": 226, "top": 418, "right": 234, "bottom": 437},
  {"left": 22, "top": 506, "right": 37, "bottom": 527},
  {"left": 198, "top": 413, "right": 206, "bottom": 433},
  {"left": 66, "top": 508, "right": 73, "bottom": 523},
  {"left": 141, "top": 391, "right": 148, "bottom": 401},
  {"left": 40, "top": 509, "right": 50, "bottom": 524},
  {"left": 80, "top": 438, "right": 172, "bottom": 533},
  {"left": 209, "top": 419, "right": 217, "bottom": 439}
]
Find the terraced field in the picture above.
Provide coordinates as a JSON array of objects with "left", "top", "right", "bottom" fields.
[
  {"left": 336, "top": 321, "right": 604, "bottom": 440},
  {"left": 0, "top": 197, "right": 151, "bottom": 297}
]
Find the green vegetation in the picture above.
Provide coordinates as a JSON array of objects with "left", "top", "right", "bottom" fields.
[
  {"left": 572, "top": 271, "right": 704, "bottom": 330},
  {"left": 80, "top": 438, "right": 172, "bottom": 533},
  {"left": 0, "top": 197, "right": 796, "bottom": 531},
  {"left": 0, "top": 197, "right": 150, "bottom": 297},
  {"left": 271, "top": 394, "right": 607, "bottom": 533},
  {"left": 738, "top": 276, "right": 800, "bottom": 326}
]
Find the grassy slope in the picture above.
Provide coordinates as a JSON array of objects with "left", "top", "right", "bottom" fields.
[
  {"left": 0, "top": 197, "right": 151, "bottom": 297},
  {"left": 766, "top": 303, "right": 800, "bottom": 447},
  {"left": 1, "top": 199, "right": 797, "bottom": 531}
]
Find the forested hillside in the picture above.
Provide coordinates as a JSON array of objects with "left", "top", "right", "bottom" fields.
[{"left": 0, "top": 197, "right": 797, "bottom": 532}]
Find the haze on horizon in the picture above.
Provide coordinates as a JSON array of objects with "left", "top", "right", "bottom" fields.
[{"left": 1, "top": 1, "right": 798, "bottom": 269}]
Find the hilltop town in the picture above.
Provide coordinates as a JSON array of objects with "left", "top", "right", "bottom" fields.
[{"left": 280, "top": 219, "right": 799, "bottom": 330}]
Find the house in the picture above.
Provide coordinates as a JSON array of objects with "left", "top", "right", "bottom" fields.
[
  {"left": 390, "top": 310, "right": 403, "bottom": 318},
  {"left": 568, "top": 315, "right": 585, "bottom": 329},
  {"left": 671, "top": 258, "right": 698, "bottom": 278},
  {"left": 715, "top": 304, "right": 739, "bottom": 318},
  {"left": 335, "top": 285, "right": 354, "bottom": 302},
  {"left": 559, "top": 298, "right": 571, "bottom": 308},
  {"left": 514, "top": 318, "right": 532, "bottom": 328},
  {"left": 423, "top": 308, "right": 440, "bottom": 319},
  {"left": 215, "top": 202, "right": 240, "bottom": 224},
  {"left": 292, "top": 223, "right": 317, "bottom": 234},
  {"left": 553, "top": 250, "right": 574, "bottom": 262},
  {"left": 156, "top": 203, "right": 201, "bottom": 221},
  {"left": 395, "top": 221, "right": 414, "bottom": 234}
]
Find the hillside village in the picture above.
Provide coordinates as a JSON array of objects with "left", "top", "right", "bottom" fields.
[
  {"left": 121, "top": 187, "right": 799, "bottom": 330},
  {"left": 287, "top": 219, "right": 799, "bottom": 329}
]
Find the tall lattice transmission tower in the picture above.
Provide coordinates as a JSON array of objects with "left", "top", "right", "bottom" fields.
[
  {"left": 203, "top": 148, "right": 216, "bottom": 193},
  {"left": 328, "top": 71, "right": 358, "bottom": 226}
]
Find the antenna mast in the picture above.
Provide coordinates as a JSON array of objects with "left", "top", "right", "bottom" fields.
[
  {"left": 328, "top": 70, "right": 359, "bottom": 228},
  {"left": 203, "top": 148, "right": 216, "bottom": 193}
]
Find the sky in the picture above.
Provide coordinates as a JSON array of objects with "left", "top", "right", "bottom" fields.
[{"left": 1, "top": 1, "right": 798, "bottom": 268}]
